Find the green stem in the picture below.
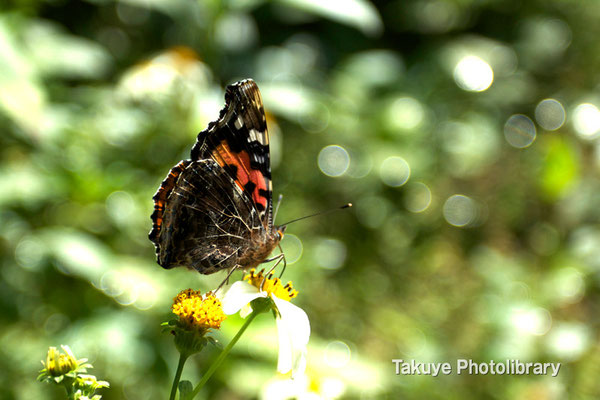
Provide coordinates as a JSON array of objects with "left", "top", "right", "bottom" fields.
[
  {"left": 187, "top": 310, "right": 260, "bottom": 400},
  {"left": 62, "top": 377, "right": 74, "bottom": 398},
  {"left": 170, "top": 353, "right": 189, "bottom": 400}
]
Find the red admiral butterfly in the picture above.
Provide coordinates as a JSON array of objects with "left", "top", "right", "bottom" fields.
[{"left": 149, "top": 79, "right": 285, "bottom": 275}]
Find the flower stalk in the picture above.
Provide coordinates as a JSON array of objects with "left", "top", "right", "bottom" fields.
[
  {"left": 169, "top": 353, "right": 189, "bottom": 400},
  {"left": 186, "top": 298, "right": 271, "bottom": 400}
]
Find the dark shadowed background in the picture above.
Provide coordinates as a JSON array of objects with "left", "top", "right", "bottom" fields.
[{"left": 2, "top": 0, "right": 600, "bottom": 398}]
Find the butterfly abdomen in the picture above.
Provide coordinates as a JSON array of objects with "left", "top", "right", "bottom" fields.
[{"left": 237, "top": 231, "right": 281, "bottom": 270}]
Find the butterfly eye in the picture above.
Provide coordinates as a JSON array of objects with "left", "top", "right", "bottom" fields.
[{"left": 277, "top": 226, "right": 287, "bottom": 240}]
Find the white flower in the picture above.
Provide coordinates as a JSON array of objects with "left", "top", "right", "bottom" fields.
[{"left": 222, "top": 270, "right": 310, "bottom": 378}]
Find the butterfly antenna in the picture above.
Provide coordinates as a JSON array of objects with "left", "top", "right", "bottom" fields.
[
  {"left": 279, "top": 203, "right": 352, "bottom": 227},
  {"left": 273, "top": 194, "right": 284, "bottom": 223}
]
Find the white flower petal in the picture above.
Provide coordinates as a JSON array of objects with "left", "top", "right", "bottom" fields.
[
  {"left": 222, "top": 281, "right": 262, "bottom": 315},
  {"left": 240, "top": 303, "right": 254, "bottom": 319},
  {"left": 213, "top": 286, "right": 227, "bottom": 299},
  {"left": 275, "top": 315, "right": 293, "bottom": 374},
  {"left": 273, "top": 296, "right": 310, "bottom": 378}
]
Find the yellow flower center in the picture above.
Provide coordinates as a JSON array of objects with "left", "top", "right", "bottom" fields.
[
  {"left": 172, "top": 289, "right": 226, "bottom": 331},
  {"left": 244, "top": 269, "right": 298, "bottom": 301}
]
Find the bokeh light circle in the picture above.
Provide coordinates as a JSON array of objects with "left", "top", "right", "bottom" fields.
[
  {"left": 299, "top": 102, "right": 331, "bottom": 133},
  {"left": 573, "top": 103, "right": 600, "bottom": 139},
  {"left": 535, "top": 98, "right": 565, "bottom": 131},
  {"left": 547, "top": 323, "right": 591, "bottom": 360},
  {"left": 280, "top": 233, "right": 303, "bottom": 264},
  {"left": 443, "top": 194, "right": 477, "bottom": 227},
  {"left": 504, "top": 114, "right": 536, "bottom": 148},
  {"left": 133, "top": 282, "right": 158, "bottom": 310},
  {"left": 453, "top": 56, "right": 494, "bottom": 92},
  {"left": 379, "top": 156, "right": 410, "bottom": 187},
  {"left": 386, "top": 97, "right": 424, "bottom": 131},
  {"left": 15, "top": 237, "right": 46, "bottom": 271},
  {"left": 214, "top": 13, "right": 258, "bottom": 51},
  {"left": 318, "top": 145, "right": 350, "bottom": 177},
  {"left": 404, "top": 182, "right": 432, "bottom": 213},
  {"left": 324, "top": 340, "right": 352, "bottom": 368},
  {"left": 553, "top": 267, "right": 585, "bottom": 304},
  {"left": 314, "top": 238, "right": 347, "bottom": 270},
  {"left": 511, "top": 307, "right": 552, "bottom": 336},
  {"left": 106, "top": 190, "right": 136, "bottom": 225},
  {"left": 355, "top": 196, "right": 390, "bottom": 229}
]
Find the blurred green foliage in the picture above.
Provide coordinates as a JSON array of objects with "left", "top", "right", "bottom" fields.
[{"left": 2, "top": 0, "right": 600, "bottom": 399}]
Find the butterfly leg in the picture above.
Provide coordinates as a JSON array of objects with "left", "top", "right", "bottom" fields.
[
  {"left": 260, "top": 252, "right": 285, "bottom": 290},
  {"left": 262, "top": 243, "right": 287, "bottom": 272},
  {"left": 277, "top": 244, "right": 287, "bottom": 278},
  {"left": 216, "top": 265, "right": 240, "bottom": 292},
  {"left": 262, "top": 244, "right": 287, "bottom": 276}
]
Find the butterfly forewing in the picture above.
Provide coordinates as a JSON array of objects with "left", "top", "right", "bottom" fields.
[{"left": 191, "top": 80, "right": 273, "bottom": 228}]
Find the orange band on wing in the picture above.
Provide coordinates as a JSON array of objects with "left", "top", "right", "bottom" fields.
[
  {"left": 212, "top": 141, "right": 268, "bottom": 209},
  {"left": 150, "top": 160, "right": 188, "bottom": 241}
]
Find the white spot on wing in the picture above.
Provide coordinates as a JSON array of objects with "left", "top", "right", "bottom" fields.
[
  {"left": 235, "top": 116, "right": 243, "bottom": 129},
  {"left": 250, "top": 128, "right": 269, "bottom": 145}
]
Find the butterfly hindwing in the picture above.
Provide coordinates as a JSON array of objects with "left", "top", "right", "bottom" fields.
[
  {"left": 153, "top": 159, "right": 261, "bottom": 273},
  {"left": 149, "top": 160, "right": 188, "bottom": 246}
]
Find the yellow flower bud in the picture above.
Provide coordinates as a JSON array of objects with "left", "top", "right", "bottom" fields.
[{"left": 46, "top": 346, "right": 78, "bottom": 377}]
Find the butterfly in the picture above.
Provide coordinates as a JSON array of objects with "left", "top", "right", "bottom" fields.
[{"left": 149, "top": 79, "right": 285, "bottom": 276}]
